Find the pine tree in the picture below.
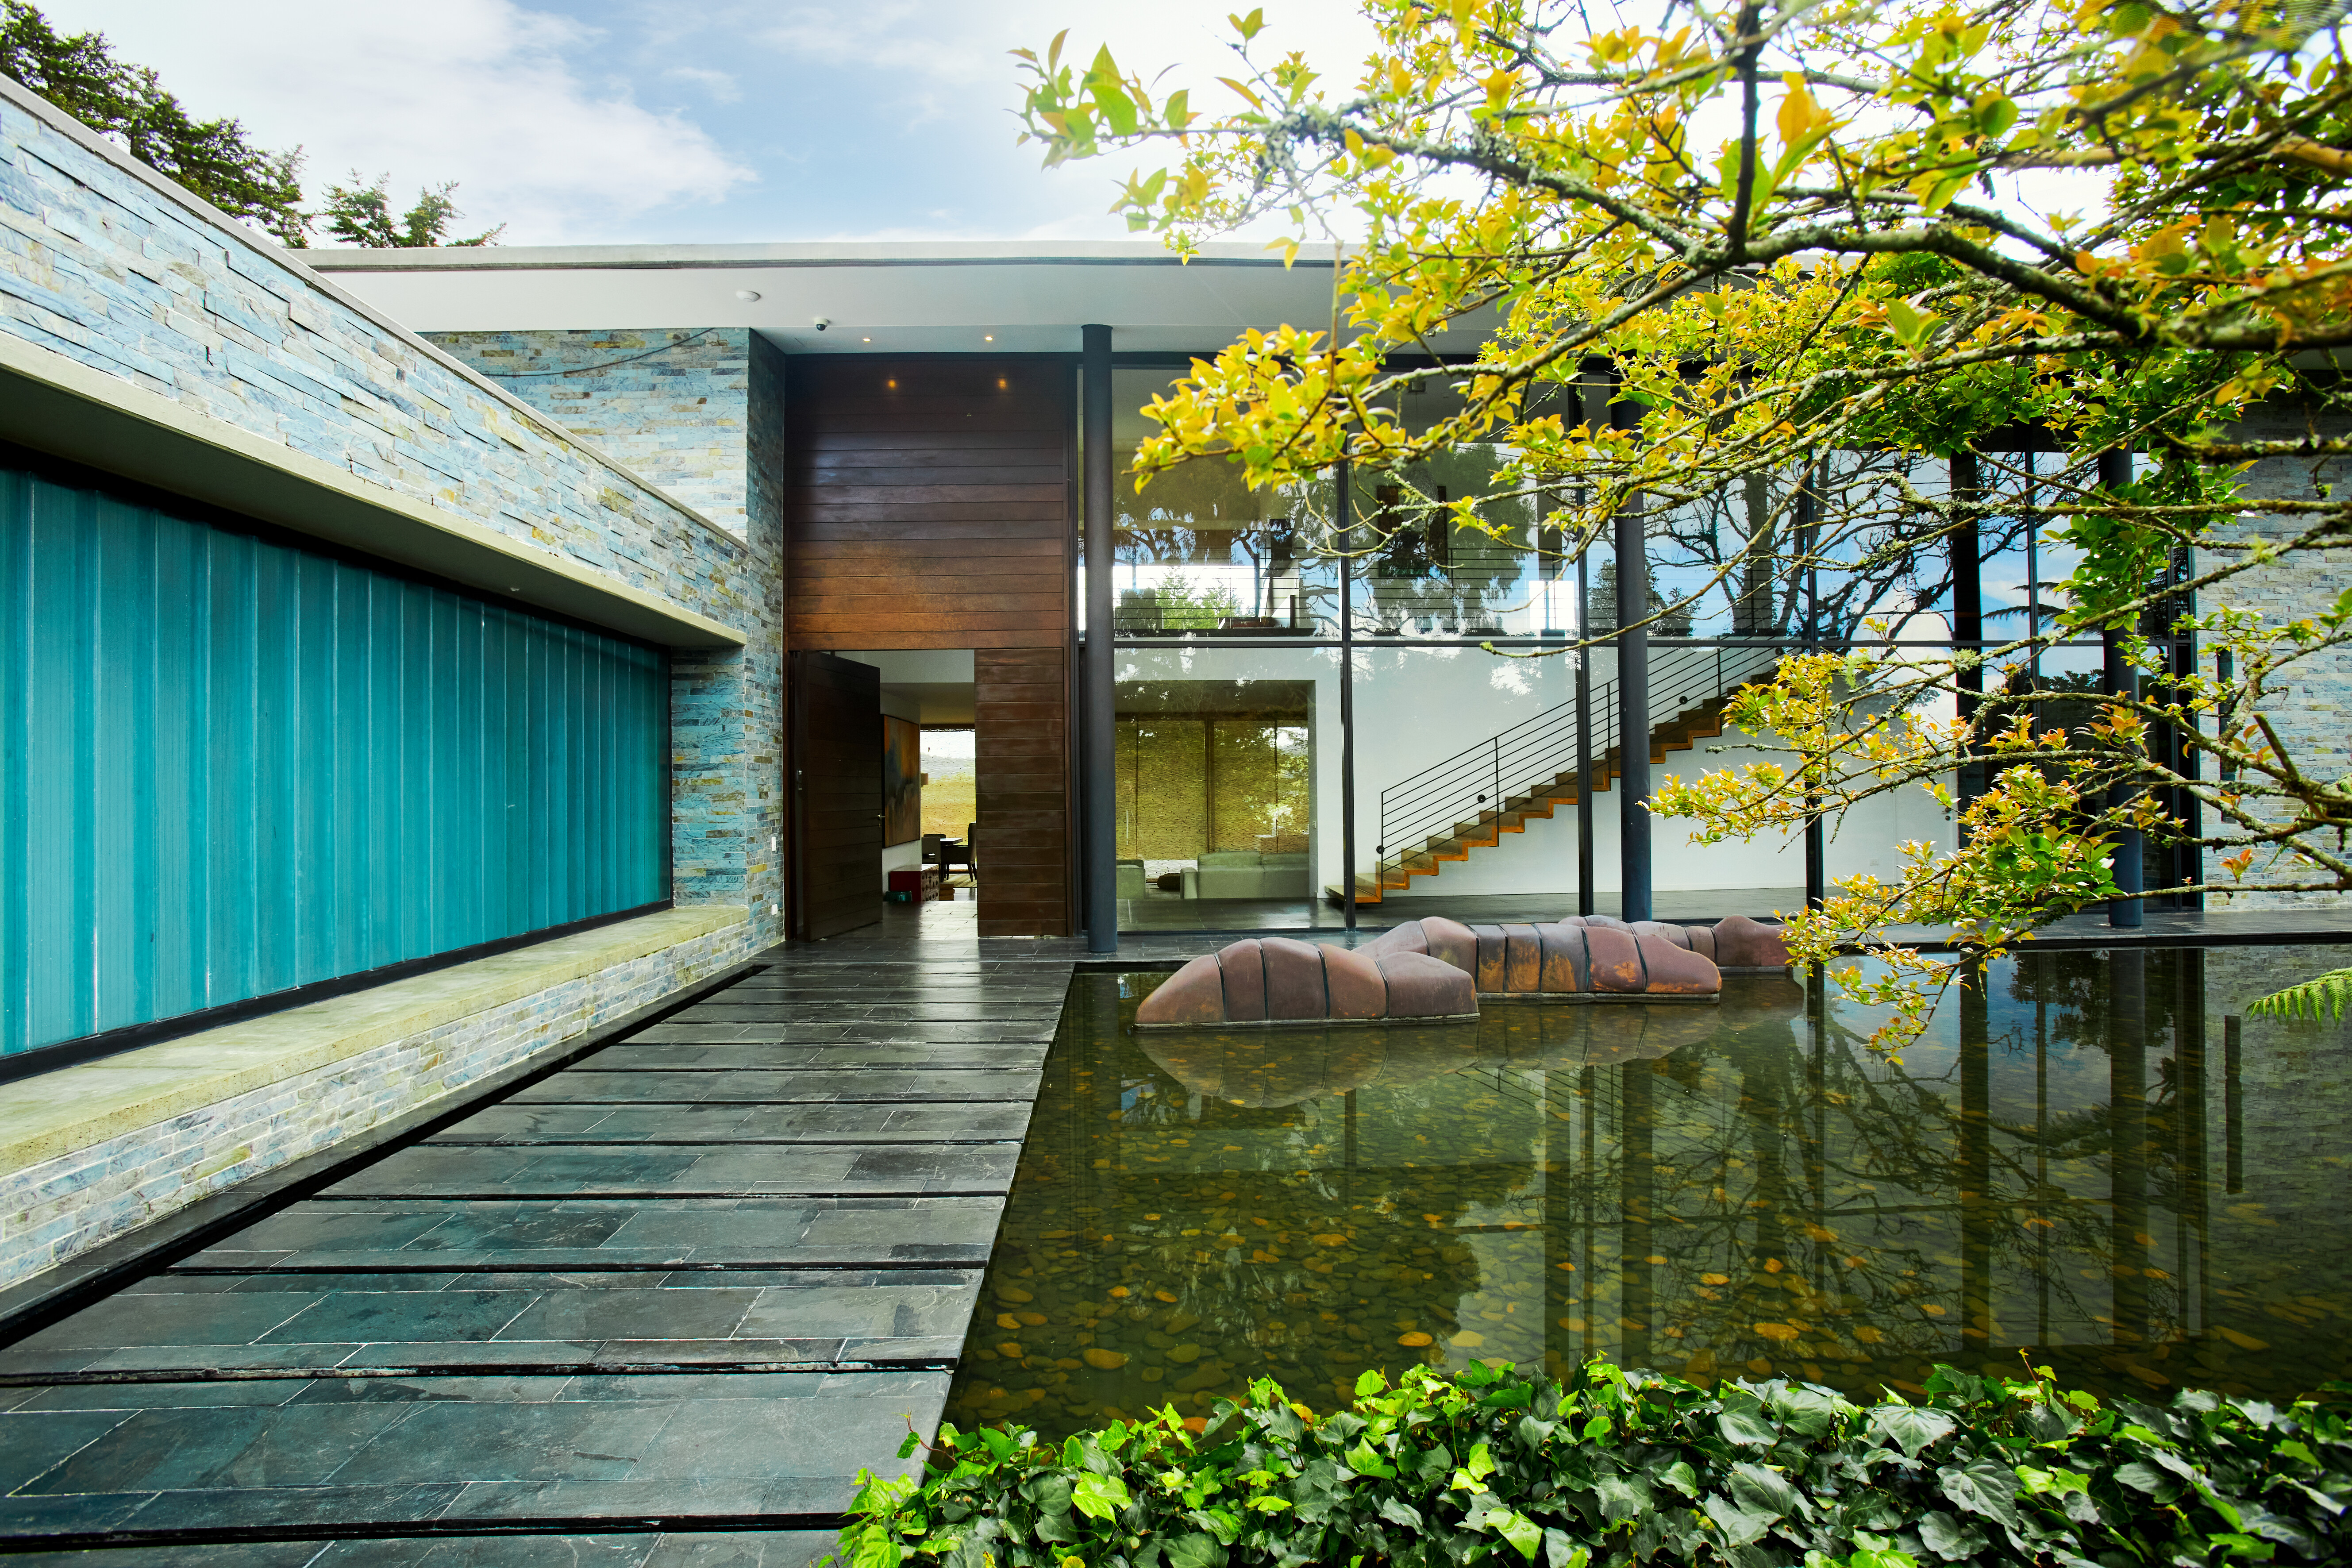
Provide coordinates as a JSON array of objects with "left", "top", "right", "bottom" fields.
[{"left": 0, "top": 1, "right": 305, "bottom": 245}]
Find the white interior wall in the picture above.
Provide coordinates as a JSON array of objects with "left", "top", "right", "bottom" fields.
[{"left": 1112, "top": 641, "right": 1958, "bottom": 903}]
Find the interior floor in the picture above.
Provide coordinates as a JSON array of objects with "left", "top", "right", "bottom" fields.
[{"left": 1116, "top": 886, "right": 1810, "bottom": 932}]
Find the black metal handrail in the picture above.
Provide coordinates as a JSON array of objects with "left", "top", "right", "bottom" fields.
[{"left": 1368, "top": 642, "right": 1786, "bottom": 894}]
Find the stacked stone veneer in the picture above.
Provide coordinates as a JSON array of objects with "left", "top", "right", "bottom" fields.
[
  {"left": 2200, "top": 401, "right": 2352, "bottom": 909},
  {"left": 427, "top": 330, "right": 789, "bottom": 906},
  {"left": 0, "top": 915, "right": 754, "bottom": 1293},
  {"left": 428, "top": 328, "right": 753, "bottom": 536},
  {"left": 0, "top": 78, "right": 782, "bottom": 932}
]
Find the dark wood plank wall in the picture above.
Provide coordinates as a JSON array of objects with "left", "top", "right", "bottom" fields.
[
  {"left": 786, "top": 358, "right": 1072, "bottom": 650},
  {"left": 784, "top": 357, "right": 1074, "bottom": 936},
  {"left": 974, "top": 647, "right": 1072, "bottom": 937}
]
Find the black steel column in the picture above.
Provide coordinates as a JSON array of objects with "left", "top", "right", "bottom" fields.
[
  {"left": 1339, "top": 461, "right": 1358, "bottom": 931},
  {"left": 1612, "top": 385, "right": 1651, "bottom": 923},
  {"left": 1951, "top": 451, "right": 1984, "bottom": 810},
  {"left": 1575, "top": 534, "right": 1595, "bottom": 916},
  {"left": 1082, "top": 324, "right": 1116, "bottom": 953},
  {"left": 2101, "top": 447, "right": 2143, "bottom": 928},
  {"left": 1799, "top": 472, "right": 1825, "bottom": 912}
]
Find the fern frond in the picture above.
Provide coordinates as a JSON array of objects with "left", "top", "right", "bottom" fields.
[{"left": 2246, "top": 967, "right": 2352, "bottom": 1023}]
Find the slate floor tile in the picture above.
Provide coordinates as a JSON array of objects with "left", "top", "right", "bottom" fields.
[
  {"left": 0, "top": 1537, "right": 831, "bottom": 1568},
  {"left": 576, "top": 1043, "right": 1046, "bottom": 1070},
  {"left": 491, "top": 1288, "right": 760, "bottom": 1344},
  {"left": 180, "top": 1198, "right": 1006, "bottom": 1271},
  {"left": 316, "top": 1538, "right": 659, "bottom": 1567},
  {"left": 9, "top": 1291, "right": 321, "bottom": 1353},
  {"left": 508, "top": 1070, "right": 1041, "bottom": 1105},
  {"left": 17, "top": 1400, "right": 419, "bottom": 1493},
  {"left": 325, "top": 1145, "right": 1014, "bottom": 1198},
  {"left": 256, "top": 1290, "right": 541, "bottom": 1345},
  {"left": 0, "top": 1375, "right": 944, "bottom": 1533},
  {"left": 424, "top": 1102, "right": 1028, "bottom": 1145},
  {"left": 0, "top": 1409, "right": 133, "bottom": 1492},
  {"left": 3, "top": 1543, "right": 337, "bottom": 1566},
  {"left": 427, "top": 1105, "right": 760, "bottom": 1143},
  {"left": 1, "top": 953, "right": 1069, "bottom": 1546}
]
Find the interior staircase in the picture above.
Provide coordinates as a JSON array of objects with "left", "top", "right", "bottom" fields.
[{"left": 1326, "top": 643, "right": 1785, "bottom": 906}]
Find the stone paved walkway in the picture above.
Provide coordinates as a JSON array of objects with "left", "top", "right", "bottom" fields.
[
  {"left": 0, "top": 912, "right": 1082, "bottom": 1565},
  {"left": 7, "top": 896, "right": 2347, "bottom": 1564}
]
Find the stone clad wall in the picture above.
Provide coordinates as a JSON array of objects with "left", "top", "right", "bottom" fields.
[
  {"left": 2201, "top": 402, "right": 2352, "bottom": 909},
  {"left": 0, "top": 79, "right": 782, "bottom": 940},
  {"left": 428, "top": 328, "right": 754, "bottom": 536}
]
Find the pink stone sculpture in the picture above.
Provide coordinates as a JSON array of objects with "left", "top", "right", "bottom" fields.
[{"left": 1133, "top": 938, "right": 1477, "bottom": 1029}]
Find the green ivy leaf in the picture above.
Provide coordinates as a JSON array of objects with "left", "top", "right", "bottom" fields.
[
  {"left": 1867, "top": 1405, "right": 1958, "bottom": 1458},
  {"left": 1490, "top": 1507, "right": 1546, "bottom": 1560},
  {"left": 1072, "top": 1471, "right": 1132, "bottom": 1522},
  {"left": 1936, "top": 1460, "right": 2022, "bottom": 1529},
  {"left": 1728, "top": 1461, "right": 1803, "bottom": 1520},
  {"left": 1166, "top": 1532, "right": 1226, "bottom": 1568}
]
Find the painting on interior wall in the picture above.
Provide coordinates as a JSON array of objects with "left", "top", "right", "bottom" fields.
[{"left": 882, "top": 715, "right": 922, "bottom": 846}]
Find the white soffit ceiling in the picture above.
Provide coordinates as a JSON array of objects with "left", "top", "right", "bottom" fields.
[{"left": 307, "top": 240, "right": 1496, "bottom": 355}]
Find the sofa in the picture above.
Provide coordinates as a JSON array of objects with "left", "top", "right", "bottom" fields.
[{"left": 1182, "top": 850, "right": 1310, "bottom": 900}]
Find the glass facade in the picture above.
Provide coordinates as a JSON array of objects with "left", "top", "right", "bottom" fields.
[{"left": 1093, "top": 364, "right": 2188, "bottom": 932}]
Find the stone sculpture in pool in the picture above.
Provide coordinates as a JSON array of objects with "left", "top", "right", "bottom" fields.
[{"left": 1132, "top": 913, "right": 1791, "bottom": 1029}]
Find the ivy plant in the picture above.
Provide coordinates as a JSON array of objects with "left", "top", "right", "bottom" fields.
[{"left": 836, "top": 1358, "right": 2348, "bottom": 1568}]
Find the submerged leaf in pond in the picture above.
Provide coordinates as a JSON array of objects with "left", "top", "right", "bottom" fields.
[{"left": 945, "top": 961, "right": 2352, "bottom": 1442}]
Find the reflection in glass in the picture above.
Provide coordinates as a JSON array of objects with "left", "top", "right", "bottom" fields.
[
  {"left": 1106, "top": 367, "right": 1337, "bottom": 637},
  {"left": 1114, "top": 674, "right": 1318, "bottom": 928}
]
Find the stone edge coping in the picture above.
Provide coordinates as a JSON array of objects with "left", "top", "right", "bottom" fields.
[{"left": 0, "top": 905, "right": 751, "bottom": 1176}]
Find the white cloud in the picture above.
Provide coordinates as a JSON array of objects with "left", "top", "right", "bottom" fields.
[
  {"left": 662, "top": 65, "right": 742, "bottom": 104},
  {"left": 760, "top": 0, "right": 1379, "bottom": 99},
  {"left": 36, "top": 0, "right": 753, "bottom": 244}
]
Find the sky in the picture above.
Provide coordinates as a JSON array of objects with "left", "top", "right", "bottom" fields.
[{"left": 37, "top": 0, "right": 1380, "bottom": 247}]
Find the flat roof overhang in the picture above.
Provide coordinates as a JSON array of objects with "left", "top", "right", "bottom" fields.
[
  {"left": 0, "top": 332, "right": 746, "bottom": 650},
  {"left": 307, "top": 239, "right": 1496, "bottom": 355}
]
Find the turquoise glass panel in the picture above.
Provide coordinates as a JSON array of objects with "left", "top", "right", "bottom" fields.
[{"left": 0, "top": 463, "right": 666, "bottom": 1055}]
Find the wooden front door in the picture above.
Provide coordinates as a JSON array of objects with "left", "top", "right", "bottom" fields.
[{"left": 789, "top": 650, "right": 881, "bottom": 941}]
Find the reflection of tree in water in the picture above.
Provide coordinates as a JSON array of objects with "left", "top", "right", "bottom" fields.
[
  {"left": 1550, "top": 994, "right": 1972, "bottom": 1390},
  {"left": 943, "top": 1053, "right": 1535, "bottom": 1439},
  {"left": 947, "top": 959, "right": 2321, "bottom": 1441},
  {"left": 1565, "top": 962, "right": 2190, "bottom": 1396}
]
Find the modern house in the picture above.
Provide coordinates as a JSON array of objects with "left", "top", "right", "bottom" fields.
[{"left": 0, "top": 62, "right": 2319, "bottom": 1301}]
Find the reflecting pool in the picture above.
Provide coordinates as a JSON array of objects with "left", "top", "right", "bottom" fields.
[{"left": 943, "top": 948, "right": 2352, "bottom": 1441}]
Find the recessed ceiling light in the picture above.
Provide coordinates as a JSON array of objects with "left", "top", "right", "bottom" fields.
[
  {"left": 862, "top": 336, "right": 871, "bottom": 343},
  {"left": 984, "top": 335, "right": 994, "bottom": 342}
]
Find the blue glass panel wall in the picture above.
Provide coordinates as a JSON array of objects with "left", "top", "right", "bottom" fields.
[{"left": 0, "top": 463, "right": 667, "bottom": 1056}]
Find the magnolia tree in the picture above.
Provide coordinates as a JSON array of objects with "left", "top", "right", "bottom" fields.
[{"left": 1016, "top": 0, "right": 2352, "bottom": 1049}]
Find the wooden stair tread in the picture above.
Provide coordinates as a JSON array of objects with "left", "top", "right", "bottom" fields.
[{"left": 1332, "top": 673, "right": 1770, "bottom": 910}]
